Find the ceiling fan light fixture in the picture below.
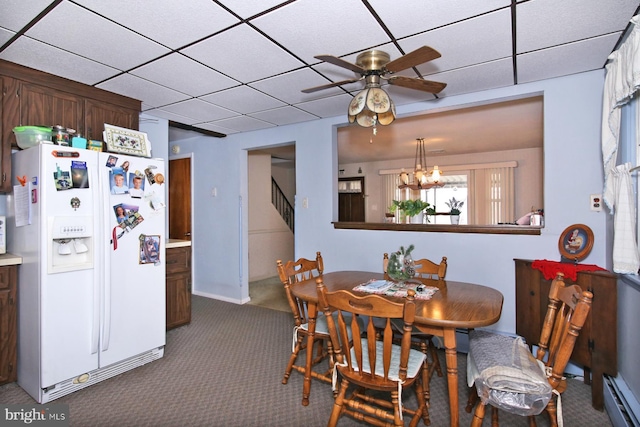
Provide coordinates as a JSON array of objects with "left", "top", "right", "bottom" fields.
[{"left": 348, "top": 86, "right": 396, "bottom": 128}]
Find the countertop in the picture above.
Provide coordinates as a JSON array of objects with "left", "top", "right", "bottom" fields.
[
  {"left": 0, "top": 253, "right": 23, "bottom": 266},
  {"left": 167, "top": 239, "right": 191, "bottom": 249}
]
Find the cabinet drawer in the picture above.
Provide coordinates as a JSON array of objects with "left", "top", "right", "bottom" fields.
[{"left": 166, "top": 247, "right": 191, "bottom": 274}]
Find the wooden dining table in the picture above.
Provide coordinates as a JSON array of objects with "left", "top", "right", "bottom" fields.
[{"left": 291, "top": 271, "right": 504, "bottom": 427}]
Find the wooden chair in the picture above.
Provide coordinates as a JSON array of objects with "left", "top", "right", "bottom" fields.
[
  {"left": 316, "top": 278, "right": 427, "bottom": 427},
  {"left": 383, "top": 253, "right": 446, "bottom": 413},
  {"left": 277, "top": 252, "right": 333, "bottom": 387},
  {"left": 465, "top": 272, "right": 593, "bottom": 427}
]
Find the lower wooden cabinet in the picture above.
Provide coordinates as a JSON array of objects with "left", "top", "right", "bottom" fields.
[
  {"left": 514, "top": 258, "right": 617, "bottom": 410},
  {"left": 0, "top": 265, "right": 17, "bottom": 385},
  {"left": 166, "top": 246, "right": 191, "bottom": 330}
]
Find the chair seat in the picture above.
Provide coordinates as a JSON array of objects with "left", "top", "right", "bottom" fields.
[
  {"left": 298, "top": 312, "right": 358, "bottom": 339},
  {"left": 343, "top": 339, "right": 425, "bottom": 381},
  {"left": 467, "top": 330, "right": 552, "bottom": 416}
]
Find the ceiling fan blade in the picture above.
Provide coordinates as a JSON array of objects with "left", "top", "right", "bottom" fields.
[
  {"left": 385, "top": 46, "right": 441, "bottom": 73},
  {"left": 301, "top": 78, "right": 361, "bottom": 93},
  {"left": 388, "top": 76, "right": 447, "bottom": 94},
  {"left": 315, "top": 55, "right": 365, "bottom": 74}
]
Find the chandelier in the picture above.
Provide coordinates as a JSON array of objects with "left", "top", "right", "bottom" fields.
[
  {"left": 348, "top": 75, "right": 395, "bottom": 133},
  {"left": 398, "top": 138, "right": 444, "bottom": 190}
]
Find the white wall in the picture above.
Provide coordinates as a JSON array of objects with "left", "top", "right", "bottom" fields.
[{"left": 154, "top": 69, "right": 608, "bottom": 335}]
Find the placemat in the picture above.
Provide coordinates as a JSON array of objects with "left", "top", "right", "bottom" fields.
[{"left": 353, "top": 279, "right": 438, "bottom": 300}]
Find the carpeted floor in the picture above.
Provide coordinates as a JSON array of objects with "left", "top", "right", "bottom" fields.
[{"left": 0, "top": 295, "right": 613, "bottom": 426}]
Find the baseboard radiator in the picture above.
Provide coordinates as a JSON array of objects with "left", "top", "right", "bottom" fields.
[{"left": 605, "top": 375, "right": 640, "bottom": 427}]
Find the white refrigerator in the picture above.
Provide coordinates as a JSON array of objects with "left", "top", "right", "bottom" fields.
[{"left": 7, "top": 144, "right": 166, "bottom": 403}]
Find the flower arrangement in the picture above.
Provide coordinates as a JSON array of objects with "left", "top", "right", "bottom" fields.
[
  {"left": 387, "top": 244, "right": 416, "bottom": 282},
  {"left": 389, "top": 199, "right": 431, "bottom": 217},
  {"left": 445, "top": 197, "right": 464, "bottom": 215}
]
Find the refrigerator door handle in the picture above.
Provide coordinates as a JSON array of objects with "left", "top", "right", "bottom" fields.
[{"left": 91, "top": 265, "right": 100, "bottom": 354}]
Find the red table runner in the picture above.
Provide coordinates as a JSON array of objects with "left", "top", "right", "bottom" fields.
[{"left": 531, "top": 259, "right": 608, "bottom": 281}]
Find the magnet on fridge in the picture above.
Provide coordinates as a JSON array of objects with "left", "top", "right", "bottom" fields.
[
  {"left": 70, "top": 197, "right": 80, "bottom": 210},
  {"left": 17, "top": 175, "right": 26, "bottom": 186},
  {"left": 31, "top": 189, "right": 37, "bottom": 203}
]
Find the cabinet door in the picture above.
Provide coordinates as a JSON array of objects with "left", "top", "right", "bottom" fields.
[
  {"left": 0, "top": 266, "right": 16, "bottom": 385},
  {"left": 514, "top": 260, "right": 544, "bottom": 346},
  {"left": 19, "top": 81, "right": 83, "bottom": 135},
  {"left": 166, "top": 271, "right": 192, "bottom": 330},
  {"left": 85, "top": 99, "right": 139, "bottom": 140},
  {"left": 0, "top": 76, "right": 12, "bottom": 192}
]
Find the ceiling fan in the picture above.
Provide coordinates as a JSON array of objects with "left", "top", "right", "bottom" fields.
[{"left": 302, "top": 46, "right": 446, "bottom": 127}]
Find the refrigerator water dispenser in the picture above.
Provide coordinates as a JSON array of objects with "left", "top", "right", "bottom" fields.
[{"left": 48, "top": 216, "right": 94, "bottom": 273}]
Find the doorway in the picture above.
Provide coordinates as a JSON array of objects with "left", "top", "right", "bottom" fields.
[
  {"left": 338, "top": 177, "right": 365, "bottom": 222},
  {"left": 169, "top": 156, "right": 192, "bottom": 241}
]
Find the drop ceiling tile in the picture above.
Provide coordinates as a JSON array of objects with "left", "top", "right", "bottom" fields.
[
  {"left": 0, "top": 36, "right": 120, "bottom": 86},
  {"left": 141, "top": 108, "right": 199, "bottom": 125},
  {"left": 75, "top": 0, "right": 239, "bottom": 50},
  {"left": 251, "top": 0, "right": 391, "bottom": 64},
  {"left": 200, "top": 86, "right": 286, "bottom": 114},
  {"left": 25, "top": 2, "right": 169, "bottom": 71},
  {"left": 131, "top": 53, "right": 239, "bottom": 97},
  {"left": 368, "top": 0, "right": 510, "bottom": 39},
  {"left": 517, "top": 34, "right": 621, "bottom": 84},
  {"left": 0, "top": 28, "right": 15, "bottom": 47},
  {"left": 382, "top": 85, "right": 437, "bottom": 107},
  {"left": 250, "top": 106, "right": 318, "bottom": 126},
  {"left": 250, "top": 68, "right": 348, "bottom": 104},
  {"left": 428, "top": 58, "right": 514, "bottom": 97},
  {"left": 207, "top": 116, "right": 276, "bottom": 133},
  {"left": 97, "top": 74, "right": 189, "bottom": 107},
  {"left": 220, "top": 0, "right": 290, "bottom": 19},
  {"left": 517, "top": 0, "right": 638, "bottom": 53},
  {"left": 0, "top": 0, "right": 53, "bottom": 32},
  {"left": 180, "top": 24, "right": 304, "bottom": 83},
  {"left": 159, "top": 99, "right": 238, "bottom": 122},
  {"left": 196, "top": 122, "right": 239, "bottom": 135},
  {"left": 295, "top": 93, "right": 354, "bottom": 118},
  {"left": 398, "top": 9, "right": 513, "bottom": 75}
]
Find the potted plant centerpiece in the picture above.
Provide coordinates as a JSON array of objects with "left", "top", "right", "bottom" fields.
[
  {"left": 446, "top": 197, "right": 464, "bottom": 225},
  {"left": 390, "top": 199, "right": 431, "bottom": 224}
]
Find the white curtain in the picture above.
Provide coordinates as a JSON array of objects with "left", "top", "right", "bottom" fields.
[
  {"left": 602, "top": 15, "right": 640, "bottom": 210},
  {"left": 382, "top": 174, "right": 399, "bottom": 220},
  {"left": 488, "top": 167, "right": 515, "bottom": 224},
  {"left": 611, "top": 163, "right": 640, "bottom": 274}
]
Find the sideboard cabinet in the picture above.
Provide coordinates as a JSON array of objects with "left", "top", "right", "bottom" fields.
[
  {"left": 0, "top": 59, "right": 141, "bottom": 192},
  {"left": 514, "top": 258, "right": 617, "bottom": 410}
]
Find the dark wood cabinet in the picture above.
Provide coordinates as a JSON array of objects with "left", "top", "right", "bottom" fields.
[
  {"left": 514, "top": 258, "right": 617, "bottom": 410},
  {"left": 0, "top": 265, "right": 17, "bottom": 385},
  {"left": 166, "top": 246, "right": 192, "bottom": 330},
  {"left": 0, "top": 59, "right": 141, "bottom": 193}
]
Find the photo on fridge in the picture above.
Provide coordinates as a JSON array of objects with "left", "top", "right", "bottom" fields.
[{"left": 140, "top": 235, "right": 160, "bottom": 265}]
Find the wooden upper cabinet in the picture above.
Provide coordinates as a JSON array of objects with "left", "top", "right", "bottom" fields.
[
  {"left": 19, "top": 82, "right": 83, "bottom": 135},
  {"left": 84, "top": 98, "right": 139, "bottom": 141},
  {"left": 0, "top": 59, "right": 141, "bottom": 193}
]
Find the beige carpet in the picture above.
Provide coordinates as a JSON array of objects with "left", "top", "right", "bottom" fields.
[{"left": 248, "top": 276, "right": 291, "bottom": 312}]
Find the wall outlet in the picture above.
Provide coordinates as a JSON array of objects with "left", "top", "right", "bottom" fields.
[
  {"left": 302, "top": 198, "right": 308, "bottom": 209},
  {"left": 590, "top": 194, "right": 602, "bottom": 211}
]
